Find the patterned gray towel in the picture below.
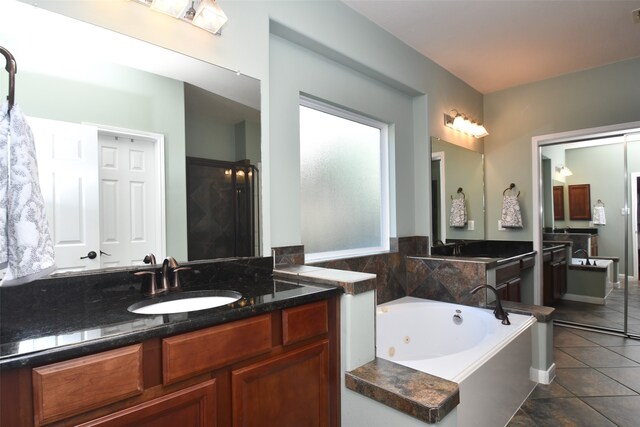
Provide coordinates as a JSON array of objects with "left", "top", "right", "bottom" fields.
[
  {"left": 449, "top": 197, "right": 467, "bottom": 228},
  {"left": 1, "top": 103, "right": 56, "bottom": 286},
  {"left": 501, "top": 194, "right": 523, "bottom": 228}
]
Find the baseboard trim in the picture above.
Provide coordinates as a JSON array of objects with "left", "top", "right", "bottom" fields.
[
  {"left": 530, "top": 363, "right": 556, "bottom": 385},
  {"left": 561, "top": 293, "right": 605, "bottom": 305}
]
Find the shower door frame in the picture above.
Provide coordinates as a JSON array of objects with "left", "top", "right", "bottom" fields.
[{"left": 532, "top": 121, "right": 640, "bottom": 338}]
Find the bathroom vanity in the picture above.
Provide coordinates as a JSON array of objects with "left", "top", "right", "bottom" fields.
[{"left": 0, "top": 259, "right": 341, "bottom": 426}]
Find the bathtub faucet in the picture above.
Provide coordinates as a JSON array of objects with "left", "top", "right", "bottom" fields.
[
  {"left": 573, "top": 249, "right": 591, "bottom": 265},
  {"left": 469, "top": 284, "right": 510, "bottom": 325}
]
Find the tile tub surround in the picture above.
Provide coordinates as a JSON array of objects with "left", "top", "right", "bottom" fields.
[
  {"left": 405, "top": 257, "right": 487, "bottom": 306},
  {"left": 0, "top": 257, "right": 341, "bottom": 370},
  {"left": 312, "top": 236, "right": 430, "bottom": 304},
  {"left": 272, "top": 245, "right": 305, "bottom": 267},
  {"left": 274, "top": 236, "right": 429, "bottom": 304}
]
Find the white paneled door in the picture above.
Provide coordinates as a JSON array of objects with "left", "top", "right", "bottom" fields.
[
  {"left": 30, "top": 117, "right": 161, "bottom": 272},
  {"left": 31, "top": 117, "right": 100, "bottom": 272},
  {"left": 98, "top": 134, "right": 157, "bottom": 268}
]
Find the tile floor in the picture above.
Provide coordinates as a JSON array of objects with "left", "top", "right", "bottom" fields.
[
  {"left": 508, "top": 325, "right": 640, "bottom": 426},
  {"left": 551, "top": 279, "right": 640, "bottom": 335}
]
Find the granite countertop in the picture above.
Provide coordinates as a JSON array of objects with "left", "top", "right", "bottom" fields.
[
  {"left": 0, "top": 259, "right": 341, "bottom": 371},
  {"left": 346, "top": 358, "right": 459, "bottom": 424},
  {"left": 418, "top": 250, "right": 536, "bottom": 269}
]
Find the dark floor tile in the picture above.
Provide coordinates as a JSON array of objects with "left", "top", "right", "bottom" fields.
[
  {"left": 606, "top": 345, "right": 640, "bottom": 363},
  {"left": 569, "top": 328, "right": 640, "bottom": 346},
  {"left": 597, "top": 367, "right": 640, "bottom": 393},
  {"left": 560, "top": 346, "right": 640, "bottom": 368},
  {"left": 554, "top": 348, "right": 588, "bottom": 368},
  {"left": 529, "top": 380, "right": 573, "bottom": 399},
  {"left": 554, "top": 328, "right": 599, "bottom": 347},
  {"left": 583, "top": 396, "right": 640, "bottom": 427},
  {"left": 520, "top": 397, "right": 617, "bottom": 426},
  {"left": 506, "top": 409, "right": 538, "bottom": 427},
  {"left": 555, "top": 368, "right": 637, "bottom": 396}
]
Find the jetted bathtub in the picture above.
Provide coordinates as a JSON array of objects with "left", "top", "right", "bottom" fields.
[{"left": 376, "top": 297, "right": 536, "bottom": 427}]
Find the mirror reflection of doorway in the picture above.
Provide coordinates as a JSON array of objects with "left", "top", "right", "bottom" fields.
[
  {"left": 537, "top": 127, "right": 640, "bottom": 339},
  {"left": 431, "top": 158, "right": 441, "bottom": 242}
]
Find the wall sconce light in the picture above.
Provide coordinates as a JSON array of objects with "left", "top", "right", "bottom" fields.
[
  {"left": 556, "top": 164, "right": 573, "bottom": 177},
  {"left": 132, "top": 0, "right": 228, "bottom": 34},
  {"left": 444, "top": 110, "right": 489, "bottom": 138}
]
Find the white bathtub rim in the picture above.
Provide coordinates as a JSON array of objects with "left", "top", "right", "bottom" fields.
[{"left": 376, "top": 297, "right": 536, "bottom": 383}]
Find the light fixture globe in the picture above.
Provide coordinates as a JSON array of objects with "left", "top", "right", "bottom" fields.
[{"left": 193, "top": 0, "right": 228, "bottom": 34}]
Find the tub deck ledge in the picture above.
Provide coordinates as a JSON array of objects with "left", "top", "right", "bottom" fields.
[{"left": 345, "top": 357, "right": 459, "bottom": 424}]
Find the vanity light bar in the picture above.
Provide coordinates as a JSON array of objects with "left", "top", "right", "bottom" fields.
[
  {"left": 131, "top": 0, "right": 228, "bottom": 34},
  {"left": 444, "top": 110, "right": 489, "bottom": 139}
]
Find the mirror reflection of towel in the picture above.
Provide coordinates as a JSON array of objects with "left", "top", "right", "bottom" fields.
[
  {"left": 0, "top": 102, "right": 56, "bottom": 286},
  {"left": 501, "top": 195, "right": 523, "bottom": 228},
  {"left": 449, "top": 198, "right": 467, "bottom": 228},
  {"left": 593, "top": 206, "right": 606, "bottom": 225}
]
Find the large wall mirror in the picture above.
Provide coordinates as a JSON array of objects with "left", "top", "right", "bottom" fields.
[
  {"left": 0, "top": 2, "right": 261, "bottom": 273},
  {"left": 430, "top": 137, "right": 485, "bottom": 242}
]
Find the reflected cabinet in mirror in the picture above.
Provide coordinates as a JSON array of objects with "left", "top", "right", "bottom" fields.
[
  {"left": 0, "top": 3, "right": 261, "bottom": 274},
  {"left": 553, "top": 186, "right": 565, "bottom": 220},
  {"left": 430, "top": 137, "right": 485, "bottom": 242}
]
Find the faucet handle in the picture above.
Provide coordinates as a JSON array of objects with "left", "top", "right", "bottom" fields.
[
  {"left": 164, "top": 257, "right": 191, "bottom": 291},
  {"left": 134, "top": 270, "right": 166, "bottom": 296}
]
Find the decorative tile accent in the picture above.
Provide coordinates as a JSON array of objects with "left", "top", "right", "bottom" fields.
[
  {"left": 272, "top": 245, "right": 304, "bottom": 267},
  {"left": 405, "top": 257, "right": 485, "bottom": 306},
  {"left": 308, "top": 236, "right": 430, "bottom": 304}
]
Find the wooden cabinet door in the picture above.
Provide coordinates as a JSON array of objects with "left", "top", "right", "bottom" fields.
[
  {"left": 232, "top": 341, "right": 329, "bottom": 427},
  {"left": 568, "top": 184, "right": 591, "bottom": 220},
  {"left": 543, "top": 258, "right": 553, "bottom": 306},
  {"left": 553, "top": 186, "right": 565, "bottom": 220},
  {"left": 552, "top": 260, "right": 567, "bottom": 297},
  {"left": 506, "top": 278, "right": 521, "bottom": 303},
  {"left": 78, "top": 380, "right": 216, "bottom": 427}
]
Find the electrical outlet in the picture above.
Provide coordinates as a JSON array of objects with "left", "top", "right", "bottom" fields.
[
  {"left": 633, "top": 8, "right": 640, "bottom": 24},
  {"left": 498, "top": 220, "right": 505, "bottom": 231},
  {"left": 467, "top": 220, "right": 475, "bottom": 231}
]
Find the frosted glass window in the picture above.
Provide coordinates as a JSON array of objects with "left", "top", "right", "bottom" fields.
[{"left": 300, "top": 100, "right": 389, "bottom": 260}]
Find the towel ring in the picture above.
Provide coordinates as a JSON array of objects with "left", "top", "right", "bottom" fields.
[
  {"left": 0, "top": 45, "right": 17, "bottom": 112},
  {"left": 596, "top": 199, "right": 605, "bottom": 207},
  {"left": 451, "top": 187, "right": 465, "bottom": 200},
  {"left": 503, "top": 183, "right": 520, "bottom": 198}
]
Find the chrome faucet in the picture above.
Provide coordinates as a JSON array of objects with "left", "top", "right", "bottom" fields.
[
  {"left": 469, "top": 284, "right": 510, "bottom": 325},
  {"left": 573, "top": 249, "right": 591, "bottom": 265}
]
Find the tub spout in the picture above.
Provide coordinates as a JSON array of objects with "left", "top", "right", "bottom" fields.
[
  {"left": 469, "top": 284, "right": 510, "bottom": 325},
  {"left": 574, "top": 249, "right": 590, "bottom": 265}
]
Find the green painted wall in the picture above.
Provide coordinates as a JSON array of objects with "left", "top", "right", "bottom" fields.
[{"left": 484, "top": 57, "right": 640, "bottom": 243}]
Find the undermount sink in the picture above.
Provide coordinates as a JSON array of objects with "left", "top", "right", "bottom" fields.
[{"left": 128, "top": 290, "right": 242, "bottom": 315}]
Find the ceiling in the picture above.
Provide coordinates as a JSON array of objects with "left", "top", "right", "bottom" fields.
[{"left": 342, "top": 0, "right": 640, "bottom": 94}]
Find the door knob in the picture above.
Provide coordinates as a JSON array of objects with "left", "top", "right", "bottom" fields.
[{"left": 80, "top": 251, "right": 97, "bottom": 260}]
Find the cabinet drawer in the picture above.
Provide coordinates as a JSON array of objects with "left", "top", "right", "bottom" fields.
[
  {"left": 32, "top": 344, "right": 143, "bottom": 426},
  {"left": 495, "top": 261, "right": 520, "bottom": 283},
  {"left": 552, "top": 249, "right": 566, "bottom": 262},
  {"left": 77, "top": 379, "right": 216, "bottom": 427},
  {"left": 282, "top": 300, "right": 328, "bottom": 346},
  {"left": 163, "top": 314, "right": 272, "bottom": 385},
  {"left": 520, "top": 256, "right": 535, "bottom": 270}
]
